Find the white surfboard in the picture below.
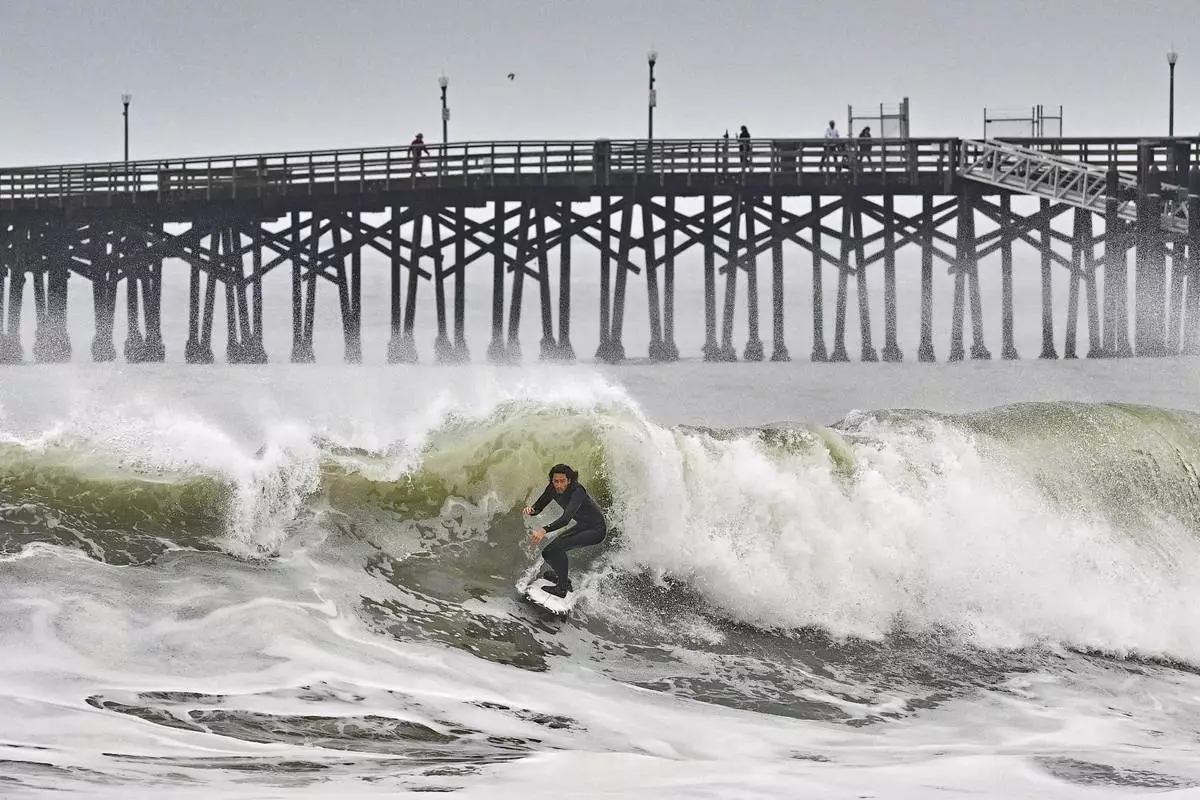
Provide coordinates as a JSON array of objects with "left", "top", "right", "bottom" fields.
[{"left": 515, "top": 558, "right": 578, "bottom": 616}]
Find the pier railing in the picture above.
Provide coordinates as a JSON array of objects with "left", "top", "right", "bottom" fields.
[{"left": 0, "top": 136, "right": 1190, "bottom": 208}]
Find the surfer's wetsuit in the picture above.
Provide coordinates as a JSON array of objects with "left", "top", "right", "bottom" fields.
[{"left": 531, "top": 481, "right": 607, "bottom": 589}]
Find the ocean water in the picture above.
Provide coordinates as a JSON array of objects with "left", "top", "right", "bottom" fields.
[
  {"left": 3, "top": 356, "right": 1200, "bottom": 798},
  {"left": 2, "top": 202, "right": 1200, "bottom": 796}
]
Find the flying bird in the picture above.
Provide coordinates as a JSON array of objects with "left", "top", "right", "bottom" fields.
[{"left": 506, "top": 72, "right": 515, "bottom": 80}]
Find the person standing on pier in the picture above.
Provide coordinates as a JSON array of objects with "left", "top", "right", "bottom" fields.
[
  {"left": 858, "top": 126, "right": 873, "bottom": 169},
  {"left": 409, "top": 132, "right": 429, "bottom": 176},
  {"left": 738, "top": 125, "right": 752, "bottom": 170},
  {"left": 821, "top": 120, "right": 842, "bottom": 174}
]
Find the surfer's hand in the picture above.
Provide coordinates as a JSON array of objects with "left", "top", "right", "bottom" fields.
[
  {"left": 530, "top": 528, "right": 546, "bottom": 544},
  {"left": 522, "top": 506, "right": 534, "bottom": 516}
]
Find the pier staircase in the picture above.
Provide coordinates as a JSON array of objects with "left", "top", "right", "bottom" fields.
[{"left": 957, "top": 138, "right": 1189, "bottom": 235}]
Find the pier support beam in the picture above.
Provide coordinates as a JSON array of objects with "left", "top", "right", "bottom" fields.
[
  {"left": 718, "top": 195, "right": 741, "bottom": 362},
  {"left": 400, "top": 211, "right": 425, "bottom": 363},
  {"left": 123, "top": 252, "right": 149, "bottom": 363},
  {"left": 599, "top": 201, "right": 632, "bottom": 363},
  {"left": 743, "top": 196, "right": 765, "bottom": 362},
  {"left": 434, "top": 210, "right": 457, "bottom": 363},
  {"left": 218, "top": 224, "right": 267, "bottom": 364},
  {"left": 506, "top": 205, "right": 529, "bottom": 362},
  {"left": 1039, "top": 199, "right": 1058, "bottom": 359},
  {"left": 829, "top": 201, "right": 851, "bottom": 362},
  {"left": 702, "top": 195, "right": 721, "bottom": 361},
  {"left": 129, "top": 222, "right": 166, "bottom": 363},
  {"left": 660, "top": 196, "right": 679, "bottom": 361},
  {"left": 487, "top": 201, "right": 509, "bottom": 364},
  {"left": 644, "top": 200, "right": 668, "bottom": 361},
  {"left": 32, "top": 226, "right": 72, "bottom": 363},
  {"left": 1064, "top": 208, "right": 1103, "bottom": 359},
  {"left": 245, "top": 223, "right": 266, "bottom": 362},
  {"left": 770, "top": 194, "right": 790, "bottom": 361},
  {"left": 291, "top": 213, "right": 316, "bottom": 363},
  {"left": 1185, "top": 169, "right": 1200, "bottom": 355},
  {"left": 949, "top": 200, "right": 969, "bottom": 361},
  {"left": 918, "top": 195, "right": 936, "bottom": 362},
  {"left": 880, "top": 195, "right": 902, "bottom": 362},
  {"left": 0, "top": 243, "right": 26, "bottom": 364},
  {"left": 999, "top": 194, "right": 1019, "bottom": 359},
  {"left": 1135, "top": 167, "right": 1167, "bottom": 356},
  {"left": 553, "top": 200, "right": 576, "bottom": 360},
  {"left": 453, "top": 206, "right": 470, "bottom": 361},
  {"left": 596, "top": 196, "right": 618, "bottom": 362},
  {"left": 535, "top": 207, "right": 558, "bottom": 361},
  {"left": 1064, "top": 208, "right": 1085, "bottom": 359},
  {"left": 1102, "top": 168, "right": 1133, "bottom": 357},
  {"left": 1167, "top": 240, "right": 1186, "bottom": 355},
  {"left": 331, "top": 214, "right": 362, "bottom": 364},
  {"left": 91, "top": 231, "right": 119, "bottom": 363},
  {"left": 852, "top": 197, "right": 877, "bottom": 361},
  {"left": 811, "top": 196, "right": 828, "bottom": 362}
]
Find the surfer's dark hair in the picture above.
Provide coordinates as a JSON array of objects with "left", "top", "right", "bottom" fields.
[{"left": 548, "top": 464, "right": 578, "bottom": 483}]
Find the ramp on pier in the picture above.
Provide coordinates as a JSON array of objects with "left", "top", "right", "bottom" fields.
[{"left": 957, "top": 138, "right": 1188, "bottom": 235}]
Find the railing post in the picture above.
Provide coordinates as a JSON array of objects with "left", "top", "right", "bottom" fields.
[{"left": 593, "top": 139, "right": 611, "bottom": 186}]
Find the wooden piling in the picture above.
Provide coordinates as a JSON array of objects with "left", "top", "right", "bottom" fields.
[
  {"left": 811, "top": 196, "right": 828, "bottom": 361},
  {"left": 770, "top": 194, "right": 790, "bottom": 361},
  {"left": 918, "top": 194, "right": 936, "bottom": 362},
  {"left": 1134, "top": 166, "right": 1166, "bottom": 356},
  {"left": 1039, "top": 198, "right": 1057, "bottom": 359},
  {"left": 999, "top": 194, "right": 1018, "bottom": 359},
  {"left": 743, "top": 196, "right": 764, "bottom": 362}
]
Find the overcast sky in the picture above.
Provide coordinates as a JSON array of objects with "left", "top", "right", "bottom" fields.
[{"left": 0, "top": 0, "right": 1196, "bottom": 167}]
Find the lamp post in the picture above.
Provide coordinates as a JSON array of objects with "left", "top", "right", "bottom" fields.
[
  {"left": 647, "top": 50, "right": 657, "bottom": 172},
  {"left": 438, "top": 74, "right": 449, "bottom": 144},
  {"left": 1167, "top": 48, "right": 1178, "bottom": 136},
  {"left": 122, "top": 93, "right": 131, "bottom": 189}
]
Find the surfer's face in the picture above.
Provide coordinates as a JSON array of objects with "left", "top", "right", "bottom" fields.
[{"left": 551, "top": 473, "right": 570, "bottom": 493}]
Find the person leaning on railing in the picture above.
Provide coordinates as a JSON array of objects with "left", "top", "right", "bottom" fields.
[{"left": 858, "top": 126, "right": 873, "bottom": 169}]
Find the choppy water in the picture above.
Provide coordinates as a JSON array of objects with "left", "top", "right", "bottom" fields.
[{"left": 3, "top": 361, "right": 1200, "bottom": 798}]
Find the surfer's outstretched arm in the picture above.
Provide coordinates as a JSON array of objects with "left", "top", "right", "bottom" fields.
[{"left": 526, "top": 484, "right": 554, "bottom": 516}]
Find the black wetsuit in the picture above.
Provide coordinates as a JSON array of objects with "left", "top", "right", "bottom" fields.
[{"left": 531, "top": 482, "right": 607, "bottom": 586}]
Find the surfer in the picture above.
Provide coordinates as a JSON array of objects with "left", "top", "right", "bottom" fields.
[{"left": 522, "top": 464, "right": 606, "bottom": 597}]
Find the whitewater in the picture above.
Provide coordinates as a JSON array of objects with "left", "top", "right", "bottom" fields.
[{"left": 4, "top": 360, "right": 1200, "bottom": 798}]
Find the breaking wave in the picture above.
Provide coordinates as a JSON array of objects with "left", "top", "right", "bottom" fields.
[{"left": 3, "top": 383, "right": 1200, "bottom": 662}]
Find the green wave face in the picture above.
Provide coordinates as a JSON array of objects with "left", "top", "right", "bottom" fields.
[
  {"left": 321, "top": 402, "right": 616, "bottom": 519},
  {"left": 3, "top": 400, "right": 1200, "bottom": 569},
  {"left": 944, "top": 402, "right": 1200, "bottom": 532},
  {"left": 0, "top": 443, "right": 229, "bottom": 563}
]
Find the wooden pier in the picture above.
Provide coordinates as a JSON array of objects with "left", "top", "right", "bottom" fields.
[{"left": 0, "top": 135, "right": 1196, "bottom": 364}]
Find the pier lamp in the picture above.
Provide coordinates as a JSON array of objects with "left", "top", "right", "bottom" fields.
[
  {"left": 122, "top": 93, "right": 132, "bottom": 190},
  {"left": 1167, "top": 48, "right": 1178, "bottom": 136},
  {"left": 647, "top": 49, "right": 657, "bottom": 172},
  {"left": 438, "top": 74, "right": 449, "bottom": 144}
]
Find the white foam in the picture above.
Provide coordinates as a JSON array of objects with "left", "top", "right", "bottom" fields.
[{"left": 600, "top": 409, "right": 1200, "bottom": 664}]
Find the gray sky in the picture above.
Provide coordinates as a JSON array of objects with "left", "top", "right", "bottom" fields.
[{"left": 1, "top": 0, "right": 1196, "bottom": 167}]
